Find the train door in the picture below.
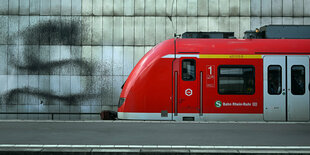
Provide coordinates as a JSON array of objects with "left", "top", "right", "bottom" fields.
[
  {"left": 264, "top": 56, "right": 309, "bottom": 121},
  {"left": 176, "top": 58, "right": 200, "bottom": 120}
]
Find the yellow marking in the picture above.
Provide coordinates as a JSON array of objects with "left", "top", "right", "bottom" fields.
[{"left": 199, "top": 54, "right": 262, "bottom": 59}]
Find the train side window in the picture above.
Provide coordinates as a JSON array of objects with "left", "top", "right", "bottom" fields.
[
  {"left": 218, "top": 65, "right": 255, "bottom": 95},
  {"left": 291, "top": 65, "right": 305, "bottom": 95},
  {"left": 268, "top": 65, "right": 282, "bottom": 95},
  {"left": 182, "top": 59, "right": 196, "bottom": 81}
]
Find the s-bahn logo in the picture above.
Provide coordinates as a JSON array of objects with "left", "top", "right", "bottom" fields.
[
  {"left": 185, "top": 88, "right": 193, "bottom": 96},
  {"left": 215, "top": 100, "right": 222, "bottom": 108}
]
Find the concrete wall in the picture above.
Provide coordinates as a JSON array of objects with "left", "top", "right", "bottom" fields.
[{"left": 0, "top": 0, "right": 309, "bottom": 120}]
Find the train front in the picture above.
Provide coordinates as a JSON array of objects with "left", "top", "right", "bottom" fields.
[{"left": 117, "top": 39, "right": 175, "bottom": 120}]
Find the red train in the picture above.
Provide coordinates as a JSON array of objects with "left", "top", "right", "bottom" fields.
[{"left": 118, "top": 25, "right": 310, "bottom": 121}]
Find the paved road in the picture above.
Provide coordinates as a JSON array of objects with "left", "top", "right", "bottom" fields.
[{"left": 0, "top": 121, "right": 310, "bottom": 146}]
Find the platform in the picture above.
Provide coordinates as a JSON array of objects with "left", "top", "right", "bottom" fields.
[{"left": 0, "top": 120, "right": 310, "bottom": 154}]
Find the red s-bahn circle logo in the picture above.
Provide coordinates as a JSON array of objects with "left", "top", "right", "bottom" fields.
[{"left": 185, "top": 88, "right": 193, "bottom": 96}]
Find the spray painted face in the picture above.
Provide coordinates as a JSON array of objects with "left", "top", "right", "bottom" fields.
[{"left": 2, "top": 18, "right": 108, "bottom": 108}]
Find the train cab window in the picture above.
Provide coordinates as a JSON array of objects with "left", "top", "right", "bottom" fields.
[
  {"left": 268, "top": 65, "right": 282, "bottom": 95},
  {"left": 291, "top": 65, "right": 305, "bottom": 95},
  {"left": 218, "top": 66, "right": 255, "bottom": 95},
  {"left": 182, "top": 59, "right": 196, "bottom": 81}
]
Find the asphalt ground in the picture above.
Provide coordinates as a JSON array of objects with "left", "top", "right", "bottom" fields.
[{"left": 0, "top": 120, "right": 309, "bottom": 146}]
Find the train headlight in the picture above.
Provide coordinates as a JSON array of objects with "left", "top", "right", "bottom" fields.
[{"left": 118, "top": 98, "right": 126, "bottom": 108}]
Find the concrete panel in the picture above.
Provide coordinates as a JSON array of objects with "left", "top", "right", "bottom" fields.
[
  {"left": 114, "top": 0, "right": 124, "bottom": 15},
  {"left": 80, "top": 76, "right": 92, "bottom": 105},
  {"left": 72, "top": 0, "right": 81, "bottom": 15},
  {"left": 81, "top": 46, "right": 91, "bottom": 76},
  {"left": 261, "top": 17, "right": 272, "bottom": 26},
  {"left": 60, "top": 46, "right": 70, "bottom": 75},
  {"left": 61, "top": 0, "right": 71, "bottom": 15},
  {"left": 135, "top": 0, "right": 144, "bottom": 15},
  {"left": 102, "top": 46, "right": 112, "bottom": 75},
  {"left": 17, "top": 75, "right": 28, "bottom": 105},
  {"left": 262, "top": 0, "right": 271, "bottom": 16},
  {"left": 20, "top": 0, "right": 29, "bottom": 15},
  {"left": 92, "top": 17, "right": 103, "bottom": 45},
  {"left": 304, "top": 17, "right": 310, "bottom": 24},
  {"left": 283, "top": 17, "right": 293, "bottom": 24},
  {"left": 304, "top": 0, "right": 310, "bottom": 16},
  {"left": 28, "top": 75, "right": 39, "bottom": 105},
  {"left": 283, "top": 0, "right": 293, "bottom": 16},
  {"left": 272, "top": 17, "right": 283, "bottom": 24},
  {"left": 102, "top": 76, "right": 112, "bottom": 105},
  {"left": 240, "top": 0, "right": 250, "bottom": 16},
  {"left": 102, "top": 17, "right": 113, "bottom": 46},
  {"left": 198, "top": 17, "right": 208, "bottom": 32},
  {"left": 38, "top": 75, "right": 50, "bottom": 105},
  {"left": 91, "top": 105, "right": 101, "bottom": 112},
  {"left": 156, "top": 0, "right": 166, "bottom": 16},
  {"left": 145, "top": 0, "right": 155, "bottom": 15},
  {"left": 19, "top": 16, "right": 29, "bottom": 44},
  {"left": 82, "top": 0, "right": 92, "bottom": 15},
  {"left": 7, "top": 45, "right": 18, "bottom": 75},
  {"left": 177, "top": 0, "right": 187, "bottom": 16},
  {"left": 229, "top": 0, "right": 239, "bottom": 16},
  {"left": 240, "top": 17, "right": 250, "bottom": 38},
  {"left": 70, "top": 106, "right": 81, "bottom": 120},
  {"left": 250, "top": 17, "right": 261, "bottom": 30},
  {"left": 103, "top": 0, "right": 113, "bottom": 15},
  {"left": 81, "top": 106, "right": 91, "bottom": 119},
  {"left": 165, "top": 17, "right": 175, "bottom": 40},
  {"left": 49, "top": 16, "right": 60, "bottom": 45},
  {"left": 70, "top": 46, "right": 82, "bottom": 75},
  {"left": 0, "top": 46, "right": 7, "bottom": 75},
  {"left": 51, "top": 0, "right": 60, "bottom": 15},
  {"left": 209, "top": 0, "right": 219, "bottom": 16},
  {"left": 0, "top": 75, "right": 7, "bottom": 102},
  {"left": 124, "top": 0, "right": 134, "bottom": 16},
  {"left": 60, "top": 76, "right": 71, "bottom": 98},
  {"left": 59, "top": 105, "right": 69, "bottom": 120},
  {"left": 61, "top": 16, "right": 72, "bottom": 45},
  {"left": 187, "top": 17, "right": 197, "bottom": 31},
  {"left": 113, "top": 17, "right": 124, "bottom": 45},
  {"left": 134, "top": 17, "right": 144, "bottom": 45},
  {"left": 145, "top": 17, "right": 155, "bottom": 45},
  {"left": 293, "top": 0, "right": 303, "bottom": 17},
  {"left": 113, "top": 46, "right": 123, "bottom": 75},
  {"left": 9, "top": 0, "right": 19, "bottom": 15},
  {"left": 112, "top": 76, "right": 123, "bottom": 105},
  {"left": 48, "top": 105, "right": 59, "bottom": 113},
  {"left": 134, "top": 46, "right": 144, "bottom": 65},
  {"left": 219, "top": 0, "right": 229, "bottom": 16},
  {"left": 230, "top": 17, "right": 239, "bottom": 38},
  {"left": 49, "top": 75, "right": 60, "bottom": 106},
  {"left": 7, "top": 75, "right": 17, "bottom": 104},
  {"left": 176, "top": 17, "right": 187, "bottom": 34},
  {"left": 219, "top": 17, "right": 230, "bottom": 32},
  {"left": 7, "top": 105, "right": 17, "bottom": 119},
  {"left": 90, "top": 76, "right": 102, "bottom": 106},
  {"left": 166, "top": 0, "right": 177, "bottom": 16},
  {"left": 8, "top": 16, "right": 19, "bottom": 45},
  {"left": 39, "top": 16, "right": 50, "bottom": 45},
  {"left": 82, "top": 16, "right": 92, "bottom": 45},
  {"left": 156, "top": 17, "right": 166, "bottom": 44},
  {"left": 91, "top": 46, "right": 103, "bottom": 75},
  {"left": 27, "top": 16, "right": 40, "bottom": 45},
  {"left": 18, "top": 45, "right": 28, "bottom": 75},
  {"left": 293, "top": 17, "right": 303, "bottom": 25},
  {"left": 71, "top": 76, "right": 80, "bottom": 96},
  {"left": 40, "top": 0, "right": 51, "bottom": 15},
  {"left": 72, "top": 16, "right": 82, "bottom": 46},
  {"left": 39, "top": 47, "right": 50, "bottom": 68},
  {"left": 30, "top": 0, "right": 40, "bottom": 15},
  {"left": 124, "top": 17, "right": 134, "bottom": 45},
  {"left": 0, "top": 0, "right": 8, "bottom": 14},
  {"left": 0, "top": 16, "right": 8, "bottom": 45},
  {"left": 93, "top": 0, "right": 103, "bottom": 15},
  {"left": 188, "top": 0, "right": 197, "bottom": 16},
  {"left": 198, "top": 0, "right": 208, "bottom": 16},
  {"left": 272, "top": 0, "right": 282, "bottom": 16},
  {"left": 50, "top": 46, "right": 60, "bottom": 75},
  {"left": 209, "top": 17, "right": 219, "bottom": 31},
  {"left": 250, "top": 0, "right": 261, "bottom": 16},
  {"left": 124, "top": 46, "right": 134, "bottom": 76}
]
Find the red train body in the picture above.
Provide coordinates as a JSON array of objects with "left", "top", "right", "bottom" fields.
[{"left": 118, "top": 27, "right": 310, "bottom": 121}]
